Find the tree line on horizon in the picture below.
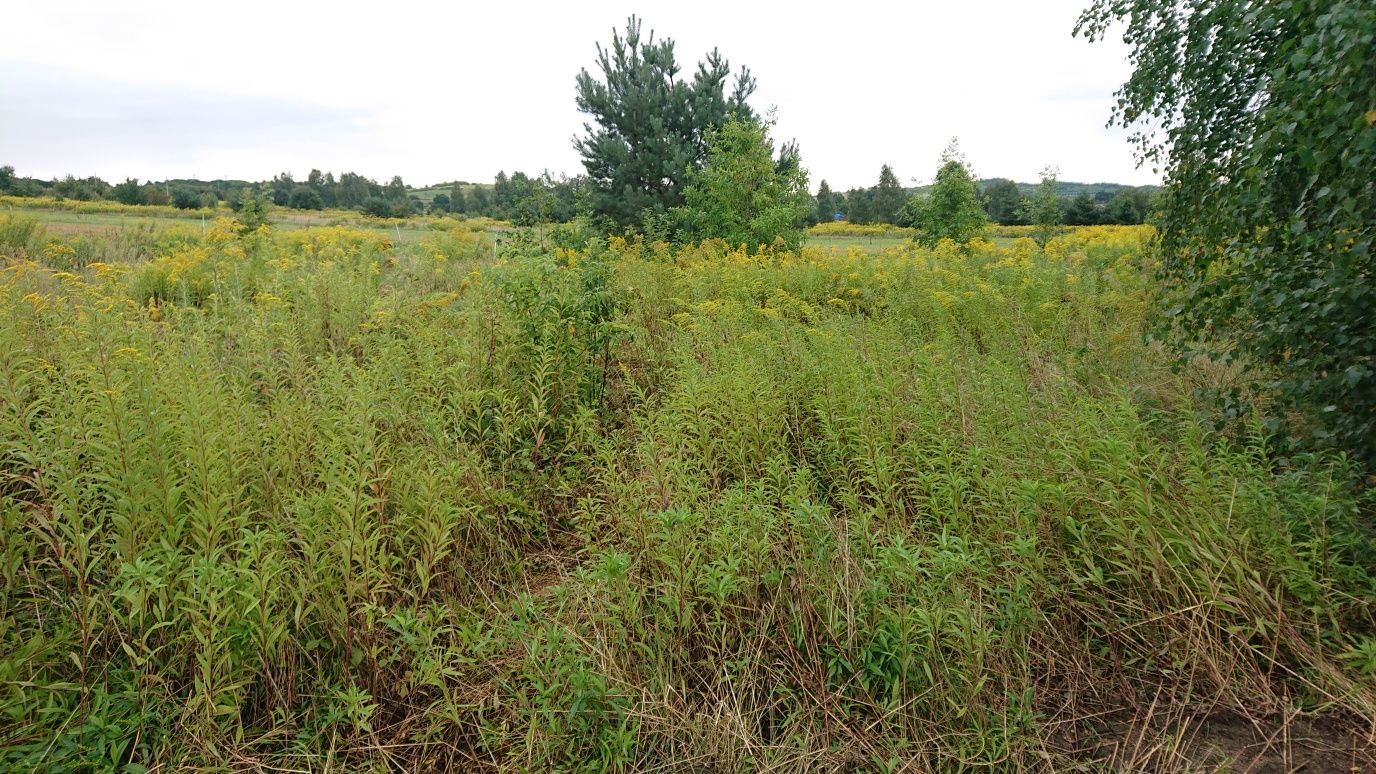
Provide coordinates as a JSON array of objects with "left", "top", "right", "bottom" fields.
[{"left": 0, "top": 164, "right": 1155, "bottom": 228}]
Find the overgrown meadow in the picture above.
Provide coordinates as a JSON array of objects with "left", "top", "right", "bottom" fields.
[{"left": 2, "top": 213, "right": 1374, "bottom": 771}]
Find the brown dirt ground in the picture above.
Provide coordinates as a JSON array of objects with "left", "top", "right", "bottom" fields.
[{"left": 1063, "top": 709, "right": 1375, "bottom": 772}]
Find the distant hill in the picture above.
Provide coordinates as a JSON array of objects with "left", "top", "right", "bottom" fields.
[
  {"left": 406, "top": 181, "right": 491, "bottom": 203},
  {"left": 911, "top": 179, "right": 1160, "bottom": 201},
  {"left": 410, "top": 179, "right": 1159, "bottom": 204},
  {"left": 408, "top": 182, "right": 462, "bottom": 202}
]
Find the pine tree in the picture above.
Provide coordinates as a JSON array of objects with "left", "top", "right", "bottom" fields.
[
  {"left": 845, "top": 188, "right": 873, "bottom": 224},
  {"left": 1064, "top": 193, "right": 1101, "bottom": 225},
  {"left": 815, "top": 179, "right": 837, "bottom": 223},
  {"left": 574, "top": 16, "right": 756, "bottom": 228},
  {"left": 234, "top": 188, "right": 269, "bottom": 232},
  {"left": 870, "top": 164, "right": 906, "bottom": 224},
  {"left": 982, "top": 178, "right": 1026, "bottom": 225}
]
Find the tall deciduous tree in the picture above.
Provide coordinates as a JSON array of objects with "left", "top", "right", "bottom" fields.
[
  {"left": 1078, "top": 0, "right": 1376, "bottom": 462},
  {"left": 574, "top": 16, "right": 756, "bottom": 229},
  {"left": 1103, "top": 188, "right": 1149, "bottom": 224},
  {"left": 269, "top": 173, "right": 294, "bottom": 206}
]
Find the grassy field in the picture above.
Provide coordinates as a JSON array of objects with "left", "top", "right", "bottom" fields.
[
  {"left": 1, "top": 212, "right": 1374, "bottom": 771},
  {"left": 805, "top": 233, "right": 1018, "bottom": 254},
  {"left": 407, "top": 182, "right": 490, "bottom": 205},
  {"left": 3, "top": 200, "right": 507, "bottom": 247}
]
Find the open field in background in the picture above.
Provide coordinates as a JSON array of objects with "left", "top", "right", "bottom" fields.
[
  {"left": 804, "top": 233, "right": 1019, "bottom": 254},
  {"left": 3, "top": 200, "right": 509, "bottom": 247},
  {"left": 5, "top": 199, "right": 1013, "bottom": 255},
  {"left": 1, "top": 211, "right": 1374, "bottom": 771}
]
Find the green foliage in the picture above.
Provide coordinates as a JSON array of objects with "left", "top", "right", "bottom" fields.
[
  {"left": 111, "top": 178, "right": 144, "bottom": 206},
  {"left": 908, "top": 141, "right": 988, "bottom": 247},
  {"left": 813, "top": 179, "right": 839, "bottom": 223},
  {"left": 574, "top": 16, "right": 756, "bottom": 228},
  {"left": 1078, "top": 0, "right": 1376, "bottom": 465},
  {"left": 2, "top": 214, "right": 1374, "bottom": 770},
  {"left": 844, "top": 186, "right": 872, "bottom": 224},
  {"left": 469, "top": 186, "right": 491, "bottom": 216},
  {"left": 0, "top": 213, "right": 43, "bottom": 257},
  {"left": 361, "top": 196, "right": 411, "bottom": 218},
  {"left": 1025, "top": 166, "right": 1064, "bottom": 247},
  {"left": 142, "top": 185, "right": 172, "bottom": 206},
  {"left": 674, "top": 117, "right": 812, "bottom": 251},
  {"left": 170, "top": 187, "right": 204, "bottom": 210},
  {"left": 982, "top": 177, "right": 1027, "bottom": 224},
  {"left": 1103, "top": 187, "right": 1150, "bottom": 225},
  {"left": 288, "top": 185, "right": 324, "bottom": 210},
  {"left": 869, "top": 164, "right": 906, "bottom": 224},
  {"left": 233, "top": 187, "right": 269, "bottom": 231},
  {"left": 490, "top": 170, "right": 577, "bottom": 225},
  {"left": 52, "top": 174, "right": 110, "bottom": 201},
  {"left": 1063, "top": 192, "right": 1100, "bottom": 225},
  {"left": 269, "top": 172, "right": 294, "bottom": 206}
]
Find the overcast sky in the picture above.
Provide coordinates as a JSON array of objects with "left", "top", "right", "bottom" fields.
[{"left": 1, "top": 0, "right": 1156, "bottom": 190}]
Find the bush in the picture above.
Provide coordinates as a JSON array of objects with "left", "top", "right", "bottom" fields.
[
  {"left": 674, "top": 117, "right": 812, "bottom": 251},
  {"left": 170, "top": 187, "right": 204, "bottom": 210},
  {"left": 361, "top": 197, "right": 410, "bottom": 218},
  {"left": 233, "top": 188, "right": 270, "bottom": 231},
  {"left": 288, "top": 186, "right": 324, "bottom": 211},
  {"left": 0, "top": 213, "right": 43, "bottom": 257}
]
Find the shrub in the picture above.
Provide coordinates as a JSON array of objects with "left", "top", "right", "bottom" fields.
[
  {"left": 288, "top": 186, "right": 325, "bottom": 211},
  {"left": 674, "top": 116, "right": 812, "bottom": 252},
  {"left": 0, "top": 213, "right": 43, "bottom": 257},
  {"left": 170, "top": 187, "right": 203, "bottom": 210}
]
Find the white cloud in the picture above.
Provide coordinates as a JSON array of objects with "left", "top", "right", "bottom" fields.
[{"left": 0, "top": 0, "right": 1157, "bottom": 188}]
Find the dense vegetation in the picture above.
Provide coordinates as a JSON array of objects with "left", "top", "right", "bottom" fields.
[
  {"left": 2, "top": 2, "right": 1373, "bottom": 769},
  {"left": 2, "top": 210, "right": 1374, "bottom": 770},
  {"left": 1079, "top": 0, "right": 1376, "bottom": 466}
]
